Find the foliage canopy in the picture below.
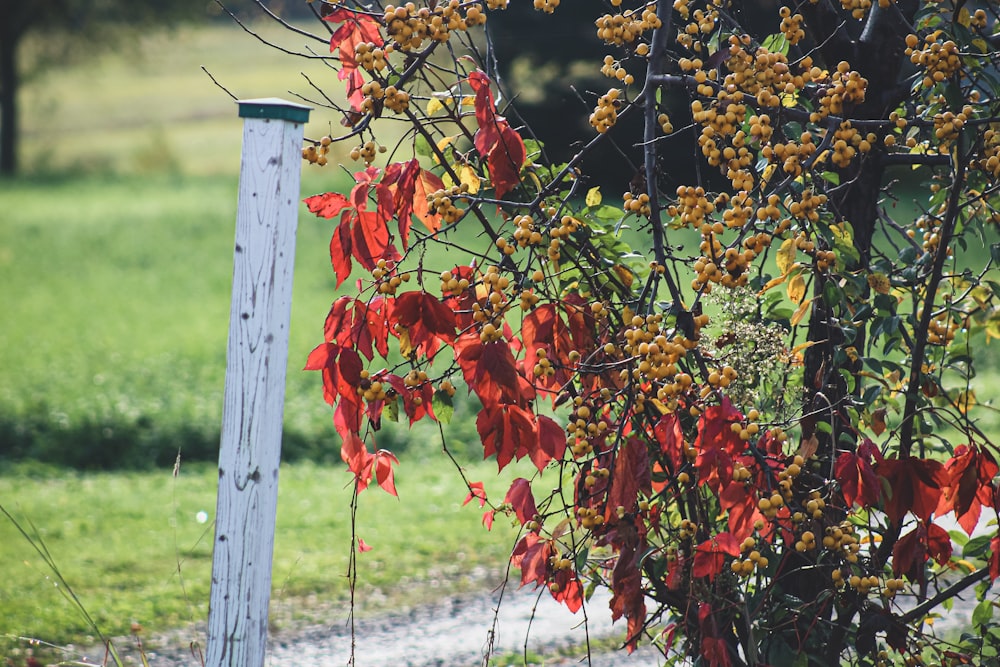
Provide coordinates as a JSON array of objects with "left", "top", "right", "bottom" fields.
[{"left": 263, "top": 0, "right": 1000, "bottom": 664}]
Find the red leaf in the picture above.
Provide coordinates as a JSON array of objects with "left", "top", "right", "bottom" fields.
[
  {"left": 487, "top": 124, "right": 526, "bottom": 198},
  {"left": 463, "top": 481, "right": 487, "bottom": 508},
  {"left": 937, "top": 445, "right": 999, "bottom": 535},
  {"left": 693, "top": 532, "right": 740, "bottom": 581},
  {"left": 372, "top": 449, "right": 399, "bottom": 496},
  {"left": 695, "top": 446, "right": 734, "bottom": 494},
  {"left": 606, "top": 437, "right": 651, "bottom": 523},
  {"left": 504, "top": 478, "right": 537, "bottom": 525},
  {"left": 719, "top": 481, "right": 764, "bottom": 543},
  {"left": 393, "top": 290, "right": 456, "bottom": 356},
  {"left": 329, "top": 217, "right": 354, "bottom": 288},
  {"left": 352, "top": 211, "right": 390, "bottom": 270},
  {"left": 325, "top": 10, "right": 382, "bottom": 111},
  {"left": 357, "top": 537, "right": 373, "bottom": 553},
  {"left": 340, "top": 430, "right": 369, "bottom": 476},
  {"left": 512, "top": 532, "right": 552, "bottom": 588},
  {"left": 610, "top": 538, "right": 646, "bottom": 651},
  {"left": 455, "top": 333, "right": 534, "bottom": 407},
  {"left": 521, "top": 304, "right": 574, "bottom": 395},
  {"left": 893, "top": 521, "right": 952, "bottom": 584},
  {"left": 550, "top": 570, "right": 583, "bottom": 613},
  {"left": 304, "top": 191, "right": 351, "bottom": 218},
  {"left": 533, "top": 414, "right": 567, "bottom": 471},
  {"left": 695, "top": 397, "right": 744, "bottom": 457},
  {"left": 387, "top": 160, "right": 442, "bottom": 247},
  {"left": 477, "top": 404, "right": 535, "bottom": 470},
  {"left": 654, "top": 413, "right": 686, "bottom": 472},
  {"left": 879, "top": 456, "right": 947, "bottom": 524},
  {"left": 467, "top": 70, "right": 524, "bottom": 198},
  {"left": 701, "top": 637, "right": 733, "bottom": 667},
  {"left": 835, "top": 443, "right": 881, "bottom": 509},
  {"left": 990, "top": 536, "right": 1000, "bottom": 581},
  {"left": 483, "top": 510, "right": 495, "bottom": 531},
  {"left": 304, "top": 342, "right": 342, "bottom": 405}
]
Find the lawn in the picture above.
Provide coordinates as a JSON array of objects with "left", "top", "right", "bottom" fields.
[{"left": 0, "top": 460, "right": 524, "bottom": 659}]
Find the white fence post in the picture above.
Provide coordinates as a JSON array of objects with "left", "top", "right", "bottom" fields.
[{"left": 206, "top": 98, "right": 310, "bottom": 667}]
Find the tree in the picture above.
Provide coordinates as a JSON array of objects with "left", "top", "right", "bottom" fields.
[
  {"left": 273, "top": 0, "right": 1000, "bottom": 664},
  {"left": 0, "top": 0, "right": 206, "bottom": 176}
]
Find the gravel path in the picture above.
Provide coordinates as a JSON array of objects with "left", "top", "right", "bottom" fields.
[{"left": 127, "top": 587, "right": 664, "bottom": 667}]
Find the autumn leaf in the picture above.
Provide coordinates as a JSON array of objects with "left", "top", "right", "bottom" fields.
[
  {"left": 463, "top": 481, "right": 487, "bottom": 508},
  {"left": 936, "top": 445, "right": 999, "bottom": 535},
  {"left": 476, "top": 403, "right": 536, "bottom": 470},
  {"left": 325, "top": 9, "right": 382, "bottom": 111},
  {"left": 879, "top": 456, "right": 947, "bottom": 524},
  {"left": 468, "top": 70, "right": 525, "bottom": 198},
  {"left": 512, "top": 532, "right": 552, "bottom": 588},
  {"left": 776, "top": 237, "right": 796, "bottom": 275},
  {"left": 654, "top": 413, "right": 686, "bottom": 472},
  {"left": 393, "top": 290, "right": 456, "bottom": 356},
  {"left": 504, "top": 478, "right": 537, "bottom": 525},
  {"left": 357, "top": 537, "right": 373, "bottom": 553},
  {"left": 719, "top": 481, "right": 764, "bottom": 543},
  {"left": 329, "top": 217, "right": 353, "bottom": 288},
  {"left": 606, "top": 437, "right": 651, "bottom": 523},
  {"left": 304, "top": 191, "right": 351, "bottom": 219},
  {"left": 370, "top": 449, "right": 399, "bottom": 496},
  {"left": 610, "top": 539, "right": 646, "bottom": 651},
  {"left": 550, "top": 571, "right": 584, "bottom": 613},
  {"left": 693, "top": 532, "right": 740, "bottom": 581},
  {"left": 455, "top": 332, "right": 534, "bottom": 407},
  {"left": 892, "top": 521, "right": 952, "bottom": 584},
  {"left": 835, "top": 445, "right": 880, "bottom": 509},
  {"left": 695, "top": 397, "right": 745, "bottom": 456}
]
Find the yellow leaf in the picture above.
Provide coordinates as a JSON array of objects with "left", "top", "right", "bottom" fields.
[
  {"left": 426, "top": 97, "right": 445, "bottom": 116},
  {"left": 867, "top": 272, "right": 891, "bottom": 295},
  {"left": 958, "top": 6, "right": 971, "bottom": 27},
  {"left": 787, "top": 272, "right": 806, "bottom": 303},
  {"left": 780, "top": 91, "right": 799, "bottom": 108},
  {"left": 955, "top": 389, "right": 976, "bottom": 414},
  {"left": 790, "top": 296, "right": 812, "bottom": 326},
  {"left": 613, "top": 264, "right": 634, "bottom": 288},
  {"left": 759, "top": 273, "right": 787, "bottom": 294},
  {"left": 776, "top": 238, "right": 796, "bottom": 276},
  {"left": 760, "top": 163, "right": 777, "bottom": 187},
  {"left": 461, "top": 95, "right": 476, "bottom": 107},
  {"left": 649, "top": 398, "right": 672, "bottom": 415},
  {"left": 398, "top": 327, "right": 413, "bottom": 357},
  {"left": 586, "top": 186, "right": 602, "bottom": 207},
  {"left": 459, "top": 165, "right": 480, "bottom": 194},
  {"left": 433, "top": 136, "right": 455, "bottom": 165}
]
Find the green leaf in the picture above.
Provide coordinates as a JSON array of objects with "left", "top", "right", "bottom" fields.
[
  {"left": 432, "top": 390, "right": 454, "bottom": 424},
  {"left": 761, "top": 32, "right": 790, "bottom": 56},
  {"left": 415, "top": 134, "right": 432, "bottom": 158},
  {"left": 385, "top": 396, "right": 400, "bottom": 422},
  {"left": 990, "top": 243, "right": 1000, "bottom": 265},
  {"left": 964, "top": 534, "right": 992, "bottom": 559},
  {"left": 973, "top": 598, "right": 995, "bottom": 628}
]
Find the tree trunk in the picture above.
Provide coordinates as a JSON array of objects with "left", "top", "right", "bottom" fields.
[{"left": 0, "top": 27, "right": 18, "bottom": 176}]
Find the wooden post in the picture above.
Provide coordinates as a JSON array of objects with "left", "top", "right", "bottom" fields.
[{"left": 206, "top": 98, "right": 310, "bottom": 667}]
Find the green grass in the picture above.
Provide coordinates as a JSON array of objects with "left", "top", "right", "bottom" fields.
[{"left": 0, "top": 459, "right": 524, "bottom": 658}]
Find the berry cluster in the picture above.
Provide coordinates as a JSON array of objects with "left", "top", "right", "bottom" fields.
[
  {"left": 589, "top": 88, "right": 622, "bottom": 133},
  {"left": 349, "top": 140, "right": 386, "bottom": 165},
  {"left": 302, "top": 135, "right": 332, "bottom": 166},
  {"left": 428, "top": 184, "right": 468, "bottom": 224}
]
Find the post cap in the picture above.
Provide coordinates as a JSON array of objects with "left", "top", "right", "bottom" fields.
[{"left": 237, "top": 98, "right": 312, "bottom": 124}]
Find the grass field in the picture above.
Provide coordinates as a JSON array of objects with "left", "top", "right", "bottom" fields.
[{"left": 0, "top": 460, "right": 524, "bottom": 659}]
